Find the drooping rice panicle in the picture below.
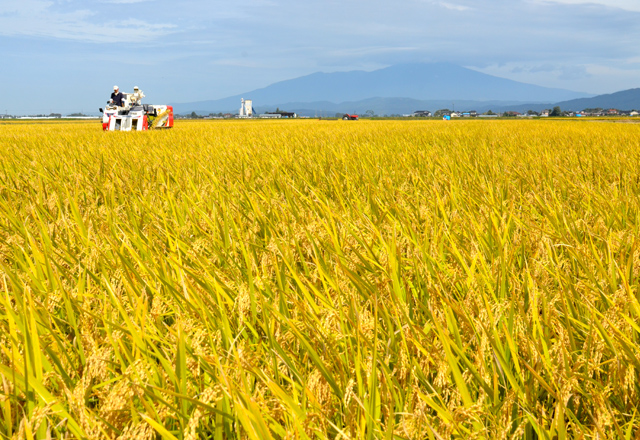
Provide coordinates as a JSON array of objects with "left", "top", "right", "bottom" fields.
[{"left": 0, "top": 118, "right": 639, "bottom": 439}]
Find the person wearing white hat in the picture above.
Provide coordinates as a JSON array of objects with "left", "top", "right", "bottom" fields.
[
  {"left": 130, "top": 86, "right": 145, "bottom": 105},
  {"left": 110, "top": 85, "right": 124, "bottom": 107}
]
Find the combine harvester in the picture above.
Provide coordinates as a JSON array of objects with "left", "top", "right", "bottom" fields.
[
  {"left": 342, "top": 113, "right": 359, "bottom": 120},
  {"left": 100, "top": 89, "right": 173, "bottom": 131}
]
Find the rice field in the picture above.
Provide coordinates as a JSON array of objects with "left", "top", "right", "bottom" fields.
[{"left": 1, "top": 118, "right": 640, "bottom": 439}]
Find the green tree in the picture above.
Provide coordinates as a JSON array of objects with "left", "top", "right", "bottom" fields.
[
  {"left": 550, "top": 106, "right": 562, "bottom": 117},
  {"left": 434, "top": 109, "right": 452, "bottom": 117}
]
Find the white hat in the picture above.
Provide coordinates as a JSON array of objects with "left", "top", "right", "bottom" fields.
[
  {"left": 113, "top": 85, "right": 119, "bottom": 90},
  {"left": 134, "top": 86, "right": 139, "bottom": 90}
]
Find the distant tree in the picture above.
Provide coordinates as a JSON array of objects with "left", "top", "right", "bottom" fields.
[
  {"left": 365, "top": 110, "right": 375, "bottom": 117},
  {"left": 483, "top": 110, "right": 495, "bottom": 115},
  {"left": 434, "top": 109, "right": 452, "bottom": 117},
  {"left": 335, "top": 113, "right": 343, "bottom": 118},
  {"left": 550, "top": 106, "right": 562, "bottom": 117}
]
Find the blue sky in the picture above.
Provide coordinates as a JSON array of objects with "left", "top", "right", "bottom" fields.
[{"left": 1, "top": 0, "right": 639, "bottom": 114}]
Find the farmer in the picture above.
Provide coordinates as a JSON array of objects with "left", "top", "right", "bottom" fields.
[
  {"left": 130, "top": 86, "right": 145, "bottom": 105},
  {"left": 110, "top": 86, "right": 124, "bottom": 107}
]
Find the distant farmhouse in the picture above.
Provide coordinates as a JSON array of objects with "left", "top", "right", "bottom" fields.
[
  {"left": 405, "top": 106, "right": 638, "bottom": 118},
  {"left": 262, "top": 111, "right": 297, "bottom": 118},
  {"left": 411, "top": 110, "right": 482, "bottom": 117},
  {"left": 235, "top": 97, "right": 299, "bottom": 119}
]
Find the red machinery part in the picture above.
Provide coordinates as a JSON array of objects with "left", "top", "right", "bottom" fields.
[
  {"left": 167, "top": 106, "right": 174, "bottom": 128},
  {"left": 103, "top": 114, "right": 112, "bottom": 131}
]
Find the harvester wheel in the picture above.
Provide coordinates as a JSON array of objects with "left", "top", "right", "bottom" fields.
[{"left": 343, "top": 116, "right": 349, "bottom": 120}]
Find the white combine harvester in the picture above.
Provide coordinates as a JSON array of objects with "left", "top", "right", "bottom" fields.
[{"left": 100, "top": 88, "right": 174, "bottom": 131}]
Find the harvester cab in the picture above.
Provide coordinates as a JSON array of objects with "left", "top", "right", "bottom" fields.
[{"left": 100, "top": 90, "right": 173, "bottom": 131}]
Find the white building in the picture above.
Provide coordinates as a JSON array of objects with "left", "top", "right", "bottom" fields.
[{"left": 239, "top": 98, "right": 254, "bottom": 118}]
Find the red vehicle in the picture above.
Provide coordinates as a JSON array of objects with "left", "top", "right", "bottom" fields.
[{"left": 342, "top": 113, "right": 359, "bottom": 120}]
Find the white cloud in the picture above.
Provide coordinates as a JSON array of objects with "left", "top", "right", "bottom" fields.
[
  {"left": 437, "top": 2, "right": 471, "bottom": 11},
  {"left": 0, "top": 0, "right": 175, "bottom": 43},
  {"left": 414, "top": 0, "right": 472, "bottom": 11},
  {"left": 104, "top": 0, "right": 152, "bottom": 3},
  {"left": 534, "top": 0, "right": 640, "bottom": 12},
  {"left": 473, "top": 61, "right": 639, "bottom": 95}
]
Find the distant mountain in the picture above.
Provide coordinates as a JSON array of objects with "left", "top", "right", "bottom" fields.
[
  {"left": 172, "top": 63, "right": 591, "bottom": 114},
  {"left": 499, "top": 88, "right": 640, "bottom": 113},
  {"left": 553, "top": 88, "right": 640, "bottom": 111}
]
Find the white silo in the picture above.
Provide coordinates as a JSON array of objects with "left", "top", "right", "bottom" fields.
[{"left": 239, "top": 98, "right": 253, "bottom": 118}]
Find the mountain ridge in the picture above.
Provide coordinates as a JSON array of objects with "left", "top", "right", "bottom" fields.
[
  {"left": 553, "top": 88, "right": 640, "bottom": 111},
  {"left": 172, "top": 63, "right": 592, "bottom": 114}
]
